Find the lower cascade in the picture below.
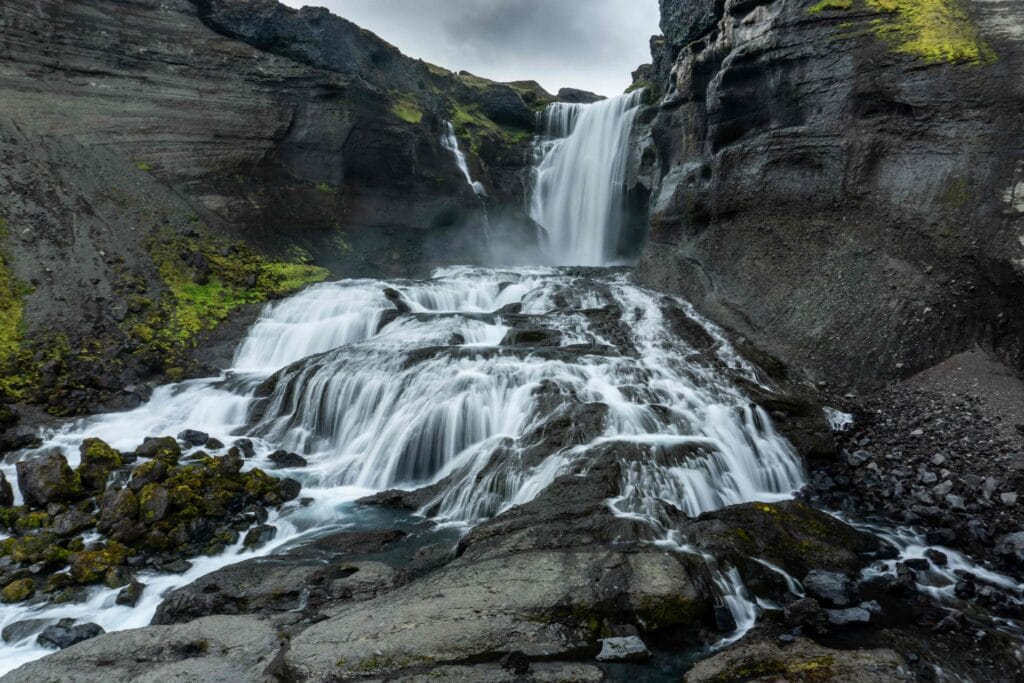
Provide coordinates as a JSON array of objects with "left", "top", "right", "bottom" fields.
[{"left": 0, "top": 265, "right": 807, "bottom": 673}]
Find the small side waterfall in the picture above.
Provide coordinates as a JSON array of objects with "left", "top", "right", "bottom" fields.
[
  {"left": 529, "top": 90, "right": 645, "bottom": 266},
  {"left": 441, "top": 121, "right": 486, "bottom": 196}
]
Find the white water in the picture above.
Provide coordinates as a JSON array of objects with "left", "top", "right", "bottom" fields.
[
  {"left": 441, "top": 121, "right": 486, "bottom": 196},
  {"left": 0, "top": 266, "right": 806, "bottom": 673},
  {"left": 530, "top": 91, "right": 645, "bottom": 266}
]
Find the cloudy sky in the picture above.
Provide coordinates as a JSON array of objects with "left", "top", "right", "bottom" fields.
[{"left": 281, "top": 0, "right": 661, "bottom": 96}]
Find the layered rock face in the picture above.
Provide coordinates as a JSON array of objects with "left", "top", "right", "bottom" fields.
[
  {"left": 0, "top": 0, "right": 543, "bottom": 418},
  {"left": 635, "top": 0, "right": 1024, "bottom": 390}
]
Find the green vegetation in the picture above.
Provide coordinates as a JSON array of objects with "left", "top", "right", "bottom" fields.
[
  {"left": 0, "top": 217, "right": 30, "bottom": 398},
  {"left": 144, "top": 229, "right": 328, "bottom": 367},
  {"left": 391, "top": 95, "right": 424, "bottom": 124},
  {"left": 1, "top": 578, "right": 34, "bottom": 603},
  {"left": 136, "top": 161, "right": 153, "bottom": 172},
  {"left": 809, "top": 0, "right": 853, "bottom": 12},
  {"left": 451, "top": 102, "right": 532, "bottom": 155},
  {"left": 315, "top": 182, "right": 336, "bottom": 193},
  {"left": 867, "top": 0, "right": 996, "bottom": 63}
]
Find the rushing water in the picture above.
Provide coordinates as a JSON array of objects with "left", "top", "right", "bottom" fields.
[
  {"left": 530, "top": 90, "right": 645, "bottom": 266},
  {"left": 441, "top": 121, "right": 486, "bottom": 197},
  {"left": 0, "top": 265, "right": 805, "bottom": 672}
]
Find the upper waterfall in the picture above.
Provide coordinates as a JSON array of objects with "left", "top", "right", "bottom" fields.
[{"left": 529, "top": 90, "right": 645, "bottom": 267}]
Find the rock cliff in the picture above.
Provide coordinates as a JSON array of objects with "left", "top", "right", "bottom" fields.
[
  {"left": 635, "top": 0, "right": 1024, "bottom": 390},
  {"left": 0, "top": 0, "right": 546, "bottom": 422}
]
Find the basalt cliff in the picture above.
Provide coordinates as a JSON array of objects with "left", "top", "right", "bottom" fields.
[
  {"left": 0, "top": 0, "right": 570, "bottom": 423},
  {"left": 634, "top": 0, "right": 1024, "bottom": 391}
]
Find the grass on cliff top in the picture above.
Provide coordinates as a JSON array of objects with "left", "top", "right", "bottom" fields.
[
  {"left": 451, "top": 102, "right": 532, "bottom": 155},
  {"left": 866, "top": 0, "right": 996, "bottom": 63}
]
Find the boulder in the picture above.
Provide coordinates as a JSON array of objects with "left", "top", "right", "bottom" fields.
[
  {"left": 37, "top": 619, "right": 104, "bottom": 649},
  {"left": 176, "top": 430, "right": 209, "bottom": 447},
  {"left": 51, "top": 509, "right": 95, "bottom": 536},
  {"left": 1, "top": 578, "right": 34, "bottom": 603},
  {"left": 242, "top": 524, "right": 276, "bottom": 547},
  {"left": 152, "top": 557, "right": 396, "bottom": 625},
  {"left": 115, "top": 579, "right": 145, "bottom": 607},
  {"left": 15, "top": 450, "right": 82, "bottom": 507},
  {"left": 77, "top": 438, "right": 123, "bottom": 492},
  {"left": 683, "top": 635, "right": 908, "bottom": 682},
  {"left": 134, "top": 436, "right": 181, "bottom": 465},
  {"left": 802, "top": 570, "right": 854, "bottom": 608},
  {"left": 285, "top": 547, "right": 713, "bottom": 679},
  {"left": 0, "top": 471, "right": 13, "bottom": 507},
  {"left": 2, "top": 615, "right": 280, "bottom": 681},
  {"left": 267, "top": 450, "right": 308, "bottom": 469},
  {"left": 1, "top": 618, "right": 49, "bottom": 644}
]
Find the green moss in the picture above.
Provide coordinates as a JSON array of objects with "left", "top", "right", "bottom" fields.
[
  {"left": 135, "top": 161, "right": 153, "bottom": 172},
  {"left": 625, "top": 80, "right": 654, "bottom": 95},
  {"left": 809, "top": 0, "right": 853, "bottom": 12},
  {"left": 14, "top": 511, "right": 51, "bottom": 532},
  {"left": 450, "top": 102, "right": 532, "bottom": 155},
  {"left": 391, "top": 95, "right": 424, "bottom": 124},
  {"left": 315, "top": 182, "right": 336, "bottom": 193},
  {"left": 0, "top": 506, "right": 26, "bottom": 531},
  {"left": 0, "top": 216, "right": 38, "bottom": 401},
  {"left": 142, "top": 229, "right": 328, "bottom": 368},
  {"left": 866, "top": 0, "right": 996, "bottom": 63},
  {"left": 1, "top": 578, "right": 34, "bottom": 603},
  {"left": 69, "top": 542, "right": 128, "bottom": 584}
]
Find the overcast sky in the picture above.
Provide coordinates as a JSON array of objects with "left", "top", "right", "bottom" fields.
[{"left": 281, "top": 0, "right": 661, "bottom": 96}]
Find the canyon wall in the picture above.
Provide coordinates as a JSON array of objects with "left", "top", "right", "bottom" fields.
[
  {"left": 636, "top": 0, "right": 1024, "bottom": 390},
  {"left": 0, "top": 0, "right": 546, "bottom": 420}
]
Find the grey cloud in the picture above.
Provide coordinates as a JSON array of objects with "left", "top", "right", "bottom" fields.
[{"left": 282, "top": 0, "right": 661, "bottom": 95}]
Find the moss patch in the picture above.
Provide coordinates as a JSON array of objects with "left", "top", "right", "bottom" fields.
[
  {"left": 450, "top": 102, "right": 532, "bottom": 155},
  {"left": 0, "top": 217, "right": 39, "bottom": 401},
  {"left": 143, "top": 229, "right": 328, "bottom": 368},
  {"left": 809, "top": 0, "right": 853, "bottom": 12},
  {"left": 1, "top": 578, "right": 35, "bottom": 603},
  {"left": 391, "top": 95, "right": 424, "bottom": 124},
  {"left": 866, "top": 0, "right": 996, "bottom": 63}
]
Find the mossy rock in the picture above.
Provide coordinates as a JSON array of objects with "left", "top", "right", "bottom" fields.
[
  {"left": 13, "top": 510, "right": 51, "bottom": 533},
  {"left": 78, "top": 438, "right": 123, "bottom": 492},
  {"left": 0, "top": 506, "right": 26, "bottom": 531},
  {"left": 135, "top": 436, "right": 181, "bottom": 465},
  {"left": 684, "top": 501, "right": 885, "bottom": 582},
  {"left": 98, "top": 488, "right": 140, "bottom": 531},
  {"left": 138, "top": 483, "right": 170, "bottom": 524},
  {"left": 128, "top": 459, "right": 168, "bottom": 492},
  {"left": 1, "top": 578, "right": 34, "bottom": 603},
  {"left": 5, "top": 533, "right": 70, "bottom": 566},
  {"left": 15, "top": 450, "right": 83, "bottom": 507},
  {"left": 68, "top": 542, "right": 128, "bottom": 584}
]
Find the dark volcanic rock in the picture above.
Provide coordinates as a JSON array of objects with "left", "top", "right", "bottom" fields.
[
  {"left": 268, "top": 450, "right": 308, "bottom": 469},
  {"left": 15, "top": 451, "right": 81, "bottom": 507},
  {"left": 638, "top": 0, "right": 1024, "bottom": 391},
  {"left": 37, "top": 619, "right": 104, "bottom": 650}
]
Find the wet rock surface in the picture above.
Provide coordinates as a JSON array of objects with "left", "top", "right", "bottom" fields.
[{"left": 0, "top": 437, "right": 301, "bottom": 609}]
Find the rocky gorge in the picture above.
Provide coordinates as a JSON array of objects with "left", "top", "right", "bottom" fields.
[{"left": 0, "top": 0, "right": 1022, "bottom": 682}]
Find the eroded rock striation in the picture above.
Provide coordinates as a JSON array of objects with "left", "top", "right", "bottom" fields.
[{"left": 634, "top": 0, "right": 1024, "bottom": 390}]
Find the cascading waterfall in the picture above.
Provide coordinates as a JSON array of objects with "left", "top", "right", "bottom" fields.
[
  {"left": 0, "top": 267, "right": 805, "bottom": 672},
  {"left": 441, "top": 121, "right": 486, "bottom": 197},
  {"left": 529, "top": 90, "right": 645, "bottom": 266}
]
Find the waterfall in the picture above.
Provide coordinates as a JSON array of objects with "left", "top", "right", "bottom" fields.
[
  {"left": 441, "top": 121, "right": 486, "bottom": 196},
  {"left": 529, "top": 90, "right": 645, "bottom": 266}
]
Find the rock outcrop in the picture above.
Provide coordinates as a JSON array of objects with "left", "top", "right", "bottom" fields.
[
  {"left": 635, "top": 0, "right": 1024, "bottom": 390},
  {"left": 0, "top": 0, "right": 547, "bottom": 421}
]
